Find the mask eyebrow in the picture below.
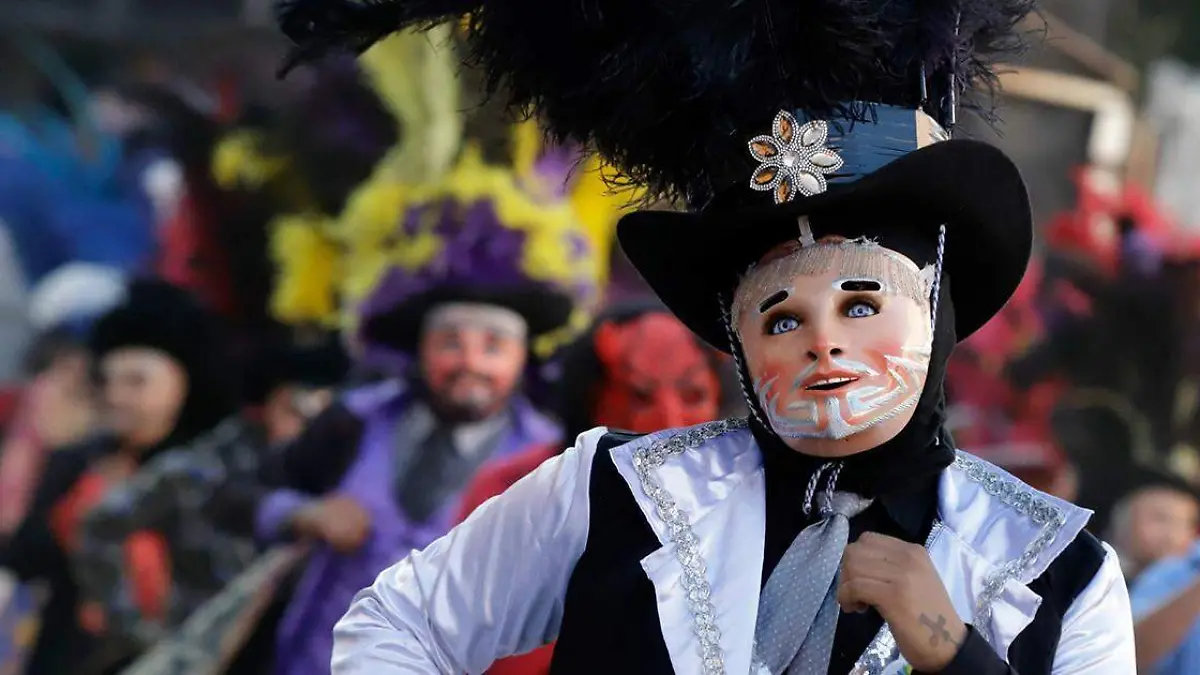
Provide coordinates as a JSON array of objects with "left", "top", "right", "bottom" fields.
[
  {"left": 838, "top": 278, "right": 883, "bottom": 292},
  {"left": 758, "top": 290, "right": 789, "bottom": 314}
]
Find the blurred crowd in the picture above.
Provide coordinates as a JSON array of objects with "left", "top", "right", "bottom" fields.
[{"left": 1, "top": 20, "right": 1200, "bottom": 675}]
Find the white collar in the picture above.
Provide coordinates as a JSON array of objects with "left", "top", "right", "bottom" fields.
[{"left": 605, "top": 419, "right": 1093, "bottom": 675}]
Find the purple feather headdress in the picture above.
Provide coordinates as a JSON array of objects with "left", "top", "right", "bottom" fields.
[{"left": 352, "top": 151, "right": 599, "bottom": 374}]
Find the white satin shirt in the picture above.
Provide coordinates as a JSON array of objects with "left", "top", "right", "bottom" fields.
[{"left": 330, "top": 422, "right": 1136, "bottom": 674}]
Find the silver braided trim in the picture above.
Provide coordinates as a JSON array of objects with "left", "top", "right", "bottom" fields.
[
  {"left": 720, "top": 293, "right": 767, "bottom": 428},
  {"left": 631, "top": 417, "right": 750, "bottom": 675},
  {"left": 930, "top": 223, "right": 947, "bottom": 332},
  {"left": 952, "top": 452, "right": 1067, "bottom": 643},
  {"left": 627, "top": 423, "right": 1066, "bottom": 674}
]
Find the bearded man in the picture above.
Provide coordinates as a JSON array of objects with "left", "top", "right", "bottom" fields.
[{"left": 209, "top": 139, "right": 597, "bottom": 674}]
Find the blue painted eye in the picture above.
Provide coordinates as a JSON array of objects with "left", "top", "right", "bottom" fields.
[
  {"left": 846, "top": 302, "right": 878, "bottom": 318},
  {"left": 769, "top": 316, "right": 800, "bottom": 335}
]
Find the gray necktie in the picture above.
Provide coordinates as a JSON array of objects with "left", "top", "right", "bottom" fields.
[
  {"left": 754, "top": 488, "right": 874, "bottom": 675},
  {"left": 395, "top": 421, "right": 510, "bottom": 522}
]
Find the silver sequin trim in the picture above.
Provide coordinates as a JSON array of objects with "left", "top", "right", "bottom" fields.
[
  {"left": 632, "top": 418, "right": 749, "bottom": 675},
  {"left": 952, "top": 452, "right": 1067, "bottom": 643},
  {"left": 632, "top": 427, "right": 1065, "bottom": 675}
]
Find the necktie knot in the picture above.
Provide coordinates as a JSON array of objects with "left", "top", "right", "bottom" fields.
[
  {"left": 755, "top": 462, "right": 876, "bottom": 674},
  {"left": 817, "top": 490, "right": 873, "bottom": 520}
]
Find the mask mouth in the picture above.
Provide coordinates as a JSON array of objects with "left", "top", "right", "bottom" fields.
[{"left": 804, "top": 376, "right": 860, "bottom": 392}]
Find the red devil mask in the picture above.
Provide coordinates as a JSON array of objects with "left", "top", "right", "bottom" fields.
[{"left": 591, "top": 312, "right": 721, "bottom": 432}]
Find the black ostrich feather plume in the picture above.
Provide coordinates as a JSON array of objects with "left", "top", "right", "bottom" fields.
[{"left": 276, "top": 0, "right": 1036, "bottom": 205}]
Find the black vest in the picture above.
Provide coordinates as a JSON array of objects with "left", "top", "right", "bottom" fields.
[{"left": 548, "top": 433, "right": 1108, "bottom": 675}]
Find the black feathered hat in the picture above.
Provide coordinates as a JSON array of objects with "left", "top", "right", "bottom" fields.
[{"left": 274, "top": 0, "right": 1035, "bottom": 351}]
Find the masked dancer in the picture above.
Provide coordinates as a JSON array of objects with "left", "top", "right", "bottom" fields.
[{"left": 277, "top": 0, "right": 1136, "bottom": 672}]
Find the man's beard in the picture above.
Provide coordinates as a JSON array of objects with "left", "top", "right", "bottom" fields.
[{"left": 427, "top": 371, "right": 511, "bottom": 423}]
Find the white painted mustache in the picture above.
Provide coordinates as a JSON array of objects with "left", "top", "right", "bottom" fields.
[
  {"left": 755, "top": 348, "right": 931, "bottom": 440},
  {"left": 788, "top": 356, "right": 879, "bottom": 392}
]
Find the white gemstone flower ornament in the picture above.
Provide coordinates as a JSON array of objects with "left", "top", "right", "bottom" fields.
[{"left": 748, "top": 110, "right": 845, "bottom": 204}]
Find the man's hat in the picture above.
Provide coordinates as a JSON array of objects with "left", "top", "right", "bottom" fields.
[
  {"left": 243, "top": 332, "right": 353, "bottom": 404},
  {"left": 347, "top": 146, "right": 600, "bottom": 365},
  {"left": 360, "top": 281, "right": 574, "bottom": 354},
  {"left": 89, "top": 279, "right": 223, "bottom": 368},
  {"left": 276, "top": 0, "right": 1035, "bottom": 351},
  {"left": 1123, "top": 464, "right": 1200, "bottom": 503},
  {"left": 265, "top": 30, "right": 624, "bottom": 373}
]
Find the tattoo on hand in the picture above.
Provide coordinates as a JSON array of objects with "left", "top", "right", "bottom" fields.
[{"left": 919, "top": 613, "right": 960, "bottom": 648}]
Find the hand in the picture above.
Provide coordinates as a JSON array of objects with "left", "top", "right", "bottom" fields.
[
  {"left": 292, "top": 496, "right": 372, "bottom": 554},
  {"left": 837, "top": 532, "right": 968, "bottom": 672}
]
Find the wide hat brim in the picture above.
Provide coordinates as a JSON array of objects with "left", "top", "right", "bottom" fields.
[
  {"left": 618, "top": 139, "right": 1032, "bottom": 352},
  {"left": 361, "top": 283, "right": 575, "bottom": 353},
  {"left": 89, "top": 280, "right": 222, "bottom": 372}
]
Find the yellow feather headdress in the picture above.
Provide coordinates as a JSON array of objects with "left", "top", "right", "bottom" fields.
[{"left": 265, "top": 24, "right": 635, "bottom": 360}]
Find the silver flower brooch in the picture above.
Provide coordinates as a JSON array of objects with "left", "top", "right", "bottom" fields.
[{"left": 748, "top": 111, "right": 844, "bottom": 204}]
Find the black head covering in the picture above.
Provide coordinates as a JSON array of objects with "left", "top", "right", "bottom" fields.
[{"left": 89, "top": 279, "right": 239, "bottom": 451}]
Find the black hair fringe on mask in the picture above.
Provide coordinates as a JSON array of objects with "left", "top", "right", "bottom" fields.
[{"left": 276, "top": 0, "right": 1036, "bottom": 204}]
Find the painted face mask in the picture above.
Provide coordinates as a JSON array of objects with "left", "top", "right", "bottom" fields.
[
  {"left": 733, "top": 226, "right": 936, "bottom": 440},
  {"left": 591, "top": 312, "right": 721, "bottom": 432},
  {"left": 419, "top": 303, "right": 529, "bottom": 422}
]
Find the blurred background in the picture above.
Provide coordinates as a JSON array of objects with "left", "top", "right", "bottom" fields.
[{"left": 2, "top": 0, "right": 1200, "bottom": 674}]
